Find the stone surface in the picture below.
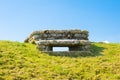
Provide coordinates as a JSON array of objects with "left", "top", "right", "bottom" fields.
[{"left": 36, "top": 40, "right": 90, "bottom": 46}]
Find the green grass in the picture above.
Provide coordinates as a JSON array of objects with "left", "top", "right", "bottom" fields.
[{"left": 0, "top": 40, "right": 120, "bottom": 80}]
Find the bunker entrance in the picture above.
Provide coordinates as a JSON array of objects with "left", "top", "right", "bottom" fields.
[{"left": 53, "top": 47, "right": 69, "bottom": 52}]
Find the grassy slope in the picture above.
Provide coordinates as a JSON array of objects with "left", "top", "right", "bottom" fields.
[{"left": 0, "top": 41, "right": 120, "bottom": 80}]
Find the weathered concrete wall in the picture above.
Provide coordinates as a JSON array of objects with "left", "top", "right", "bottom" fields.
[
  {"left": 24, "top": 30, "right": 89, "bottom": 44},
  {"left": 25, "top": 29, "right": 91, "bottom": 52},
  {"left": 36, "top": 40, "right": 90, "bottom": 46},
  {"left": 36, "top": 40, "right": 91, "bottom": 51}
]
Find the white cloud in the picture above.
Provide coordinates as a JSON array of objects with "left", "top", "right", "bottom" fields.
[{"left": 101, "top": 40, "right": 110, "bottom": 44}]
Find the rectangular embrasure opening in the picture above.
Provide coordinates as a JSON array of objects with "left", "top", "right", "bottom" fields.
[{"left": 53, "top": 47, "right": 69, "bottom": 52}]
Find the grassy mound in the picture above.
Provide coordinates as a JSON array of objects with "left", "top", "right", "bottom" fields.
[{"left": 0, "top": 40, "right": 120, "bottom": 80}]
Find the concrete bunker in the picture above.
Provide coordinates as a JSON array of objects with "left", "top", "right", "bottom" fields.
[{"left": 25, "top": 29, "right": 91, "bottom": 52}]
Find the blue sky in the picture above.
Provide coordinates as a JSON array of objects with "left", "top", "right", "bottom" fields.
[{"left": 0, "top": 0, "right": 120, "bottom": 42}]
